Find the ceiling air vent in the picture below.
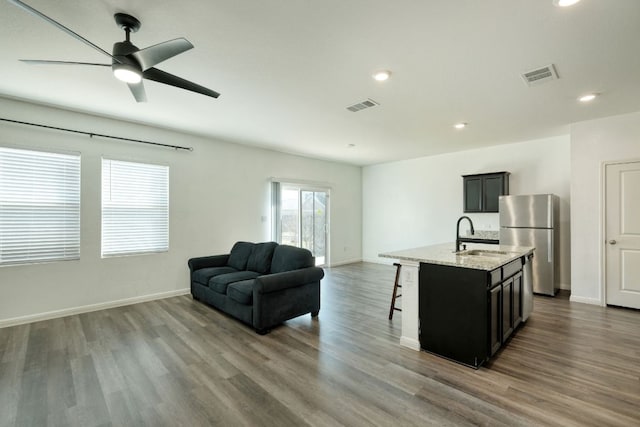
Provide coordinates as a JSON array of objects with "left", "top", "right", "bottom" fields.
[
  {"left": 347, "top": 98, "right": 379, "bottom": 112},
  {"left": 521, "top": 64, "right": 559, "bottom": 86}
]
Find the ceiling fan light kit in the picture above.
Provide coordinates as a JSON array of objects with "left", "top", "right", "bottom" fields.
[
  {"left": 8, "top": 0, "right": 220, "bottom": 102},
  {"left": 113, "top": 63, "right": 142, "bottom": 84}
]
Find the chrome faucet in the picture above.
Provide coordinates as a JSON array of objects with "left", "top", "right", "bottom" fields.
[{"left": 456, "top": 216, "right": 475, "bottom": 252}]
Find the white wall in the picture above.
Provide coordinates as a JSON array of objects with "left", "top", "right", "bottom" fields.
[
  {"left": 0, "top": 97, "right": 362, "bottom": 325},
  {"left": 570, "top": 111, "right": 640, "bottom": 305},
  {"left": 363, "top": 135, "right": 571, "bottom": 289}
]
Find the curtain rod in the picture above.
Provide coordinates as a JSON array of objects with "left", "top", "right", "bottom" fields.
[{"left": 0, "top": 117, "right": 193, "bottom": 152}]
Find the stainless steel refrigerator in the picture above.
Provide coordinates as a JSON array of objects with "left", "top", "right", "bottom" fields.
[{"left": 499, "top": 194, "right": 559, "bottom": 296}]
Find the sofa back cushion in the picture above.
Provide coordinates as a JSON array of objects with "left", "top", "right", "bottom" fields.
[
  {"left": 270, "top": 244, "right": 314, "bottom": 273},
  {"left": 228, "top": 241, "right": 255, "bottom": 270},
  {"left": 246, "top": 242, "right": 278, "bottom": 274}
]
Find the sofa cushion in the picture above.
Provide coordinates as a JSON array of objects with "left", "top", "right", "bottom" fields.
[
  {"left": 228, "top": 241, "right": 255, "bottom": 271},
  {"left": 193, "top": 266, "right": 238, "bottom": 285},
  {"left": 209, "top": 271, "right": 260, "bottom": 294},
  {"left": 246, "top": 242, "right": 278, "bottom": 274},
  {"left": 270, "top": 245, "right": 314, "bottom": 273},
  {"left": 227, "top": 279, "right": 255, "bottom": 305}
]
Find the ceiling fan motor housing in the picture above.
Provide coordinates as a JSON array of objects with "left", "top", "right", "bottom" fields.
[{"left": 112, "top": 41, "right": 141, "bottom": 68}]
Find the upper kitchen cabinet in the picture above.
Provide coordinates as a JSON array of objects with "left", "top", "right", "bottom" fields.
[{"left": 463, "top": 172, "right": 509, "bottom": 213}]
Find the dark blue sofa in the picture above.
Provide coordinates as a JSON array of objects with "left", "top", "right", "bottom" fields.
[{"left": 188, "top": 241, "right": 324, "bottom": 334}]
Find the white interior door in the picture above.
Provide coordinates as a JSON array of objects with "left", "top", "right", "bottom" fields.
[{"left": 605, "top": 161, "right": 640, "bottom": 309}]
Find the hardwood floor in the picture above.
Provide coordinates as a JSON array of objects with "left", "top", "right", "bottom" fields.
[{"left": 1, "top": 262, "right": 639, "bottom": 426}]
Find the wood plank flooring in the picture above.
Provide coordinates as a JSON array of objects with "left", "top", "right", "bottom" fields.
[{"left": 1, "top": 262, "right": 639, "bottom": 426}]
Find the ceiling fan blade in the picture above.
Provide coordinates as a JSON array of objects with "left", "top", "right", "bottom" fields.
[
  {"left": 127, "top": 82, "right": 147, "bottom": 103},
  {"left": 20, "top": 59, "right": 110, "bottom": 67},
  {"left": 131, "top": 38, "right": 193, "bottom": 71},
  {"left": 8, "top": 0, "right": 117, "bottom": 62},
  {"left": 143, "top": 67, "right": 220, "bottom": 99}
]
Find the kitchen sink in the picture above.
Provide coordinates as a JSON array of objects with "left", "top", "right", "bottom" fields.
[{"left": 456, "top": 249, "right": 513, "bottom": 258}]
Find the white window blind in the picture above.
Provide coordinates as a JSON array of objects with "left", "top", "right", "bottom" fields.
[
  {"left": 0, "top": 146, "right": 80, "bottom": 266},
  {"left": 101, "top": 159, "right": 169, "bottom": 257}
]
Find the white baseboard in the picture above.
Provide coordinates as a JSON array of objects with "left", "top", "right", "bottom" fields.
[
  {"left": 328, "top": 258, "right": 362, "bottom": 267},
  {"left": 569, "top": 295, "right": 602, "bottom": 306},
  {"left": 0, "top": 288, "right": 190, "bottom": 329},
  {"left": 400, "top": 336, "right": 421, "bottom": 351}
]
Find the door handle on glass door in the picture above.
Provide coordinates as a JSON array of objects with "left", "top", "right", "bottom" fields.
[{"left": 609, "top": 240, "right": 617, "bottom": 245}]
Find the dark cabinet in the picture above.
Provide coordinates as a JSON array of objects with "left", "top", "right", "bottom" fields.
[
  {"left": 419, "top": 264, "right": 489, "bottom": 368},
  {"left": 489, "top": 284, "right": 501, "bottom": 356},
  {"left": 419, "top": 257, "right": 524, "bottom": 369},
  {"left": 463, "top": 172, "right": 509, "bottom": 213},
  {"left": 488, "top": 263, "right": 523, "bottom": 351},
  {"left": 483, "top": 174, "right": 506, "bottom": 212},
  {"left": 512, "top": 272, "right": 523, "bottom": 329},
  {"left": 501, "top": 277, "right": 514, "bottom": 342},
  {"left": 463, "top": 176, "right": 483, "bottom": 212}
]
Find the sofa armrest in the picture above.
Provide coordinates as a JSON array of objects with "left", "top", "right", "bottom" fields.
[
  {"left": 254, "top": 267, "right": 324, "bottom": 294},
  {"left": 188, "top": 254, "right": 230, "bottom": 272}
]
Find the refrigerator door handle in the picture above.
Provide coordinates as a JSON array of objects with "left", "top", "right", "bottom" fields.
[{"left": 548, "top": 229, "right": 553, "bottom": 263}]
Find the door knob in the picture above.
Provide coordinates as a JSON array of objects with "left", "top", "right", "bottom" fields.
[{"left": 609, "top": 240, "right": 617, "bottom": 245}]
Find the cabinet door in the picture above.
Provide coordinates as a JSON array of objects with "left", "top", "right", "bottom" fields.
[
  {"left": 502, "top": 278, "right": 514, "bottom": 342},
  {"left": 512, "top": 272, "right": 523, "bottom": 328},
  {"left": 483, "top": 175, "right": 504, "bottom": 212},
  {"left": 489, "top": 284, "right": 502, "bottom": 356},
  {"left": 464, "top": 177, "right": 482, "bottom": 212}
]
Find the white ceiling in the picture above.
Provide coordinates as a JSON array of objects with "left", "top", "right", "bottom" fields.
[{"left": 1, "top": 0, "right": 639, "bottom": 166}]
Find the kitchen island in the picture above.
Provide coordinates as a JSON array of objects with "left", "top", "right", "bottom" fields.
[{"left": 380, "top": 242, "right": 534, "bottom": 368}]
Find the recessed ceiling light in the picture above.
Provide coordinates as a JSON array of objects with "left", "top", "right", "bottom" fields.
[
  {"left": 553, "top": 0, "right": 581, "bottom": 7},
  {"left": 372, "top": 70, "right": 391, "bottom": 82},
  {"left": 578, "top": 93, "right": 597, "bottom": 102},
  {"left": 454, "top": 123, "right": 467, "bottom": 129}
]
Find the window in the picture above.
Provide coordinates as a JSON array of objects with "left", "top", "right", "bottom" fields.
[
  {"left": 0, "top": 146, "right": 80, "bottom": 266},
  {"left": 101, "top": 159, "right": 169, "bottom": 257}
]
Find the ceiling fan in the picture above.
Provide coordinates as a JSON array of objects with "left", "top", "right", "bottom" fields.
[{"left": 8, "top": 0, "right": 220, "bottom": 102}]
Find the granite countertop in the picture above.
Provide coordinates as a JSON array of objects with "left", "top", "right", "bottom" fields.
[{"left": 379, "top": 242, "right": 534, "bottom": 271}]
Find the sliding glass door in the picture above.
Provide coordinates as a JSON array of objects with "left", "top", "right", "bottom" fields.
[{"left": 276, "top": 184, "right": 328, "bottom": 266}]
